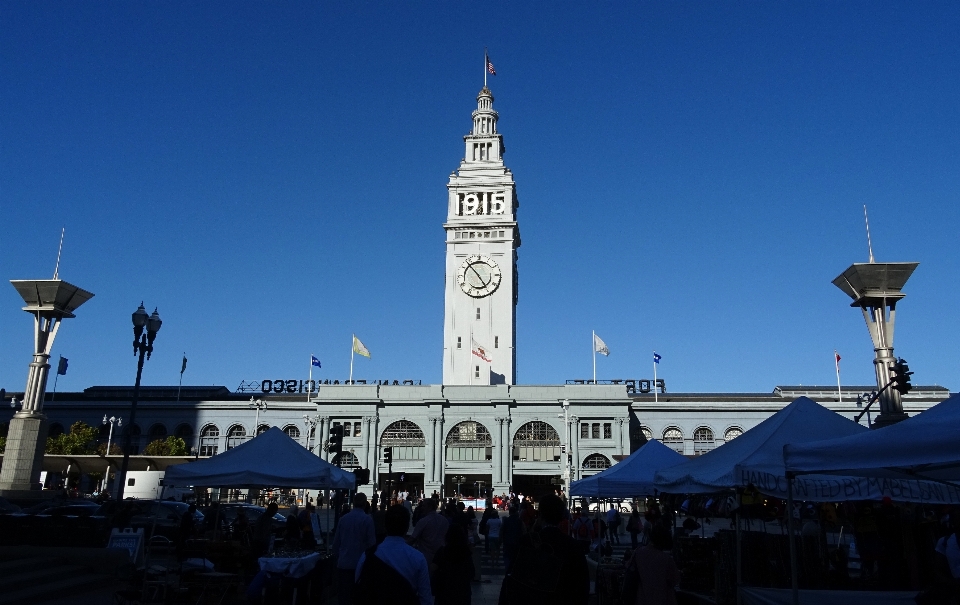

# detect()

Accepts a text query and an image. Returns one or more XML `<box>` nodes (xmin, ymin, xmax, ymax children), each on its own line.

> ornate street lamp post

<box><xmin>115</xmin><ymin>303</ymin><xmax>162</xmax><ymax>500</ymax></box>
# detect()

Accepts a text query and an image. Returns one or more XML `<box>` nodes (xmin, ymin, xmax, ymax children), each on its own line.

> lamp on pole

<box><xmin>559</xmin><ymin>399</ymin><xmax>570</xmax><ymax>494</ymax></box>
<box><xmin>303</xmin><ymin>414</ymin><xmax>320</xmax><ymax>452</ymax></box>
<box><xmin>102</xmin><ymin>415</ymin><xmax>122</xmax><ymax>455</ymax></box>
<box><xmin>116</xmin><ymin>303</ymin><xmax>161</xmax><ymax>500</ymax></box>
<box><xmin>250</xmin><ymin>397</ymin><xmax>267</xmax><ymax>436</ymax></box>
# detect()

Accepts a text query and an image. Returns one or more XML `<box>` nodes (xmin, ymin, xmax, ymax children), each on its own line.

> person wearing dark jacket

<box><xmin>500</xmin><ymin>506</ymin><xmax>524</xmax><ymax>572</ymax></box>
<box><xmin>432</xmin><ymin>524</ymin><xmax>475</xmax><ymax>605</ymax></box>
<box><xmin>501</xmin><ymin>494</ymin><xmax>589</xmax><ymax>605</ymax></box>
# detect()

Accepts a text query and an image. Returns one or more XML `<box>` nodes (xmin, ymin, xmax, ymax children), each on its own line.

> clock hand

<box><xmin>468</xmin><ymin>265</ymin><xmax>490</xmax><ymax>286</ymax></box>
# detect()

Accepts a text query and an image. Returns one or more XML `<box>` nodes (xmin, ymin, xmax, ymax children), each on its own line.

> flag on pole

<box><xmin>472</xmin><ymin>337</ymin><xmax>492</xmax><ymax>362</ymax></box>
<box><xmin>653</xmin><ymin>352</ymin><xmax>662</xmax><ymax>364</ymax></box>
<box><xmin>311</xmin><ymin>355</ymin><xmax>322</xmax><ymax>368</ymax></box>
<box><xmin>593</xmin><ymin>333</ymin><xmax>610</xmax><ymax>356</ymax></box>
<box><xmin>57</xmin><ymin>356</ymin><xmax>68</xmax><ymax>376</ymax></box>
<box><xmin>180</xmin><ymin>355</ymin><xmax>188</xmax><ymax>374</ymax></box>
<box><xmin>486</xmin><ymin>54</ymin><xmax>496</xmax><ymax>76</ymax></box>
<box><xmin>835</xmin><ymin>351</ymin><xmax>841</xmax><ymax>370</ymax></box>
<box><xmin>353</xmin><ymin>336</ymin><xmax>371</xmax><ymax>358</ymax></box>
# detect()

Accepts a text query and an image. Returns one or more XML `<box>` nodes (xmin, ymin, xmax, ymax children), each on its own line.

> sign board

<box><xmin>107</xmin><ymin>527</ymin><xmax>144</xmax><ymax>567</ymax></box>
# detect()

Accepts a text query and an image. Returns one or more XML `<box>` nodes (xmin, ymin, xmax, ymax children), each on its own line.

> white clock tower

<box><xmin>443</xmin><ymin>87</ymin><xmax>519</xmax><ymax>385</ymax></box>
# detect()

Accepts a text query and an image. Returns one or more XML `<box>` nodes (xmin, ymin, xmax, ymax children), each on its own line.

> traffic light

<box><xmin>383</xmin><ymin>447</ymin><xmax>393</xmax><ymax>465</ymax></box>
<box><xmin>891</xmin><ymin>358</ymin><xmax>914</xmax><ymax>395</ymax></box>
<box><xmin>329</xmin><ymin>424</ymin><xmax>344</xmax><ymax>455</ymax></box>
<box><xmin>352</xmin><ymin>468</ymin><xmax>370</xmax><ymax>485</ymax></box>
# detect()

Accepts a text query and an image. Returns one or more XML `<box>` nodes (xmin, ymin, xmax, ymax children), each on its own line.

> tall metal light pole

<box><xmin>116</xmin><ymin>303</ymin><xmax>162</xmax><ymax>500</ymax></box>
<box><xmin>1</xmin><ymin>279</ymin><xmax>93</xmax><ymax>494</ymax></box>
<box><xmin>303</xmin><ymin>415</ymin><xmax>320</xmax><ymax>452</ymax></box>
<box><xmin>103</xmin><ymin>415</ymin><xmax>122</xmax><ymax>455</ymax></box>
<box><xmin>833</xmin><ymin>262</ymin><xmax>917</xmax><ymax>428</ymax></box>
<box><xmin>250</xmin><ymin>397</ymin><xmax>267</xmax><ymax>437</ymax></box>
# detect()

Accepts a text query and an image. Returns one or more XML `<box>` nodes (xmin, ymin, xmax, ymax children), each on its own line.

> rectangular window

<box><xmin>354</xmin><ymin>422</ymin><xmax>362</xmax><ymax>437</ymax></box>
<box><xmin>457</xmin><ymin>337</ymin><xmax>462</xmax><ymax>349</ymax></box>
<box><xmin>475</xmin><ymin>365</ymin><xmax>480</xmax><ymax>378</ymax></box>
<box><xmin>604</xmin><ymin>423</ymin><xmax>612</xmax><ymax>439</ymax></box>
<box><xmin>592</xmin><ymin>423</ymin><xmax>600</xmax><ymax>439</ymax></box>
<box><xmin>476</xmin><ymin>308</ymin><xmax>481</xmax><ymax>320</ymax></box>
<box><xmin>495</xmin><ymin>336</ymin><xmax>499</xmax><ymax>348</ymax></box>
<box><xmin>581</xmin><ymin>423</ymin><xmax>589</xmax><ymax>438</ymax></box>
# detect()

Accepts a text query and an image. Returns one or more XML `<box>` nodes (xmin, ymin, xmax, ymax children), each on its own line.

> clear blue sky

<box><xmin>2</xmin><ymin>2</ymin><xmax>958</xmax><ymax>394</ymax></box>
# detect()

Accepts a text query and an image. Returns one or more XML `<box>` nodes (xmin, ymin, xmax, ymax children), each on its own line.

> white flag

<box><xmin>471</xmin><ymin>337</ymin><xmax>492</xmax><ymax>363</ymax></box>
<box><xmin>593</xmin><ymin>333</ymin><xmax>610</xmax><ymax>356</ymax></box>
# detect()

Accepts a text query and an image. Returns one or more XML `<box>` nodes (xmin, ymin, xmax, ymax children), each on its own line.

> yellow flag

<box><xmin>353</xmin><ymin>335</ymin><xmax>371</xmax><ymax>358</ymax></box>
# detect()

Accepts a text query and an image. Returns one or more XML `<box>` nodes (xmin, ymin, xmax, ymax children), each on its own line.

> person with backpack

<box><xmin>355</xmin><ymin>504</ymin><xmax>433</xmax><ymax>605</ymax></box>
<box><xmin>570</xmin><ymin>508</ymin><xmax>595</xmax><ymax>554</ymax></box>
<box><xmin>500</xmin><ymin>494</ymin><xmax>589</xmax><ymax>605</ymax></box>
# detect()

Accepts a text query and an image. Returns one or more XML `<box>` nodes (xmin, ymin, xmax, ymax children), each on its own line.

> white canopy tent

<box><xmin>653</xmin><ymin>397</ymin><xmax>867</xmax><ymax>497</ymax></box>
<box><xmin>570</xmin><ymin>439</ymin><xmax>686</xmax><ymax>498</ymax></box>
<box><xmin>164</xmin><ymin>427</ymin><xmax>356</xmax><ymax>489</ymax></box>
<box><xmin>785</xmin><ymin>393</ymin><xmax>960</xmax><ymax>485</ymax></box>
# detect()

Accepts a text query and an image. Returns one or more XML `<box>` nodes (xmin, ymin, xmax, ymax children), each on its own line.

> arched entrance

<box><xmin>511</xmin><ymin>421</ymin><xmax>562</xmax><ymax>498</ymax></box>
<box><xmin>380</xmin><ymin>420</ymin><xmax>426</xmax><ymax>498</ymax></box>
<box><xmin>444</xmin><ymin>420</ymin><xmax>493</xmax><ymax>498</ymax></box>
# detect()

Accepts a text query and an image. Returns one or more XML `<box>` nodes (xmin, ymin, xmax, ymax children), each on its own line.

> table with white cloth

<box><xmin>258</xmin><ymin>552</ymin><xmax>322</xmax><ymax>578</ymax></box>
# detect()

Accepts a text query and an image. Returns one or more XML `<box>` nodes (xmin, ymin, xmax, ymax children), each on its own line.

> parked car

<box><xmin>22</xmin><ymin>499</ymin><xmax>100</xmax><ymax>515</ymax></box>
<box><xmin>96</xmin><ymin>499</ymin><xmax>204</xmax><ymax>540</ymax></box>
<box><xmin>36</xmin><ymin>504</ymin><xmax>100</xmax><ymax>517</ymax></box>
<box><xmin>199</xmin><ymin>503</ymin><xmax>286</xmax><ymax>532</ymax></box>
<box><xmin>0</xmin><ymin>498</ymin><xmax>21</xmax><ymax>514</ymax></box>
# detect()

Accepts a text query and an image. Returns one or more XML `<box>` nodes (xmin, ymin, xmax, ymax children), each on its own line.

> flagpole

<box><xmin>484</xmin><ymin>47</ymin><xmax>487</xmax><ymax>88</ymax></box>
<box><xmin>835</xmin><ymin>350</ymin><xmax>842</xmax><ymax>404</ymax></box>
<box><xmin>308</xmin><ymin>355</ymin><xmax>313</xmax><ymax>402</ymax></box>
<box><xmin>592</xmin><ymin>330</ymin><xmax>597</xmax><ymax>385</ymax></box>
<box><xmin>349</xmin><ymin>335</ymin><xmax>355</xmax><ymax>385</ymax></box>
<box><xmin>51</xmin><ymin>368</ymin><xmax>60</xmax><ymax>403</ymax></box>
<box><xmin>653</xmin><ymin>352</ymin><xmax>659</xmax><ymax>404</ymax></box>
<box><xmin>177</xmin><ymin>353</ymin><xmax>185</xmax><ymax>402</ymax></box>
<box><xmin>470</xmin><ymin>327</ymin><xmax>474</xmax><ymax>386</ymax></box>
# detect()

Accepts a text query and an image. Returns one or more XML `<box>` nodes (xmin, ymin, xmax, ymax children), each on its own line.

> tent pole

<box><xmin>736</xmin><ymin>500</ymin><xmax>742</xmax><ymax>605</ymax></box>
<box><xmin>787</xmin><ymin>473</ymin><xmax>800</xmax><ymax>605</ymax></box>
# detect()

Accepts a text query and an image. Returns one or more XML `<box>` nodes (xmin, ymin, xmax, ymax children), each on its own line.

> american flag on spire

<box><xmin>486</xmin><ymin>54</ymin><xmax>496</xmax><ymax>76</ymax></box>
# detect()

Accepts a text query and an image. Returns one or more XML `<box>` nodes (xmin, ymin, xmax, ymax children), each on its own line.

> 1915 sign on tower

<box><xmin>443</xmin><ymin>86</ymin><xmax>519</xmax><ymax>385</ymax></box>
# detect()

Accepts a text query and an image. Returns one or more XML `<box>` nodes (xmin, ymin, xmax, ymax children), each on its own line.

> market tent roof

<box><xmin>570</xmin><ymin>439</ymin><xmax>686</xmax><ymax>498</ymax></box>
<box><xmin>654</xmin><ymin>397</ymin><xmax>867</xmax><ymax>494</ymax></box>
<box><xmin>164</xmin><ymin>427</ymin><xmax>356</xmax><ymax>489</ymax></box>
<box><xmin>785</xmin><ymin>393</ymin><xmax>960</xmax><ymax>482</ymax></box>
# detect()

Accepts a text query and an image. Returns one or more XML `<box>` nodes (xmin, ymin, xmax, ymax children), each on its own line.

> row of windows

<box><xmin>454</xmin><ymin>230</ymin><xmax>506</xmax><ymax>240</ymax></box>
<box><xmin>580</xmin><ymin>422</ymin><xmax>614</xmax><ymax>439</ymax></box>
<box><xmin>640</xmin><ymin>425</ymin><xmax>743</xmax><ymax>455</ymax></box>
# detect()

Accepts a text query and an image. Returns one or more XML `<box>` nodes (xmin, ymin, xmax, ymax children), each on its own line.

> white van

<box><xmin>114</xmin><ymin>471</ymin><xmax>193</xmax><ymax>501</ymax></box>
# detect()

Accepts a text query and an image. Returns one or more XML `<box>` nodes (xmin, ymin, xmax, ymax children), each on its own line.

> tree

<box><xmin>46</xmin><ymin>421</ymin><xmax>99</xmax><ymax>455</ymax></box>
<box><xmin>97</xmin><ymin>442</ymin><xmax>123</xmax><ymax>455</ymax></box>
<box><xmin>143</xmin><ymin>436</ymin><xmax>188</xmax><ymax>456</ymax></box>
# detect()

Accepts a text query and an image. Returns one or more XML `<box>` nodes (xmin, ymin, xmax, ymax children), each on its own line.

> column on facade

<box><xmin>435</xmin><ymin>415</ymin><xmax>444</xmax><ymax>485</ymax></box>
<box><xmin>426</xmin><ymin>418</ymin><xmax>436</xmax><ymax>484</ymax></box>
<box><xmin>492</xmin><ymin>417</ymin><xmax>502</xmax><ymax>484</ymax></box>
<box><xmin>371</xmin><ymin>414</ymin><xmax>380</xmax><ymax>488</ymax></box>
<box><xmin>616</xmin><ymin>418</ymin><xmax>625</xmax><ymax>455</ymax></box>
<box><xmin>570</xmin><ymin>416</ymin><xmax>580</xmax><ymax>481</ymax></box>
<box><xmin>503</xmin><ymin>417</ymin><xmax>511</xmax><ymax>488</ymax></box>
<box><xmin>362</xmin><ymin>416</ymin><xmax>372</xmax><ymax>470</ymax></box>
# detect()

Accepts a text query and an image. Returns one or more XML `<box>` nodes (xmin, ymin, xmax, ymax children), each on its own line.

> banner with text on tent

<box><xmin>742</xmin><ymin>469</ymin><xmax>960</xmax><ymax>505</ymax></box>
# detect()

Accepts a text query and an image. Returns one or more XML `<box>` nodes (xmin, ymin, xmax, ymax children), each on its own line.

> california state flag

<box><xmin>472</xmin><ymin>337</ymin><xmax>492</xmax><ymax>363</ymax></box>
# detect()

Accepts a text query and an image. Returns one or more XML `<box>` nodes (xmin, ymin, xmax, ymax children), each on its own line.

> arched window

<box><xmin>582</xmin><ymin>453</ymin><xmax>611</xmax><ymax>470</ymax></box>
<box><xmin>640</xmin><ymin>426</ymin><xmax>653</xmax><ymax>441</ymax></box>
<box><xmin>226</xmin><ymin>425</ymin><xmax>247</xmax><ymax>450</ymax></box>
<box><xmin>256</xmin><ymin>424</ymin><xmax>270</xmax><ymax>436</ymax></box>
<box><xmin>693</xmin><ymin>427</ymin><xmax>715</xmax><ymax>455</ymax></box>
<box><xmin>724</xmin><ymin>427</ymin><xmax>743</xmax><ymax>442</ymax></box>
<box><xmin>283</xmin><ymin>425</ymin><xmax>301</xmax><ymax>442</ymax></box>
<box><xmin>380</xmin><ymin>420</ymin><xmax>426</xmax><ymax>460</ymax></box>
<box><xmin>199</xmin><ymin>424</ymin><xmax>220</xmax><ymax>457</ymax></box>
<box><xmin>513</xmin><ymin>421</ymin><xmax>561</xmax><ymax>462</ymax></box>
<box><xmin>174</xmin><ymin>424</ymin><xmax>193</xmax><ymax>442</ymax></box>
<box><xmin>148</xmin><ymin>423</ymin><xmax>167</xmax><ymax>440</ymax></box>
<box><xmin>662</xmin><ymin>428</ymin><xmax>684</xmax><ymax>454</ymax></box>
<box><xmin>445</xmin><ymin>421</ymin><xmax>493</xmax><ymax>461</ymax></box>
<box><xmin>333</xmin><ymin>451</ymin><xmax>360</xmax><ymax>469</ymax></box>
<box><xmin>48</xmin><ymin>423</ymin><xmax>65</xmax><ymax>438</ymax></box>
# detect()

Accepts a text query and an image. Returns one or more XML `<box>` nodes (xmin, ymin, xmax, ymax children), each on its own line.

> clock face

<box><xmin>457</xmin><ymin>255</ymin><xmax>502</xmax><ymax>298</ymax></box>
